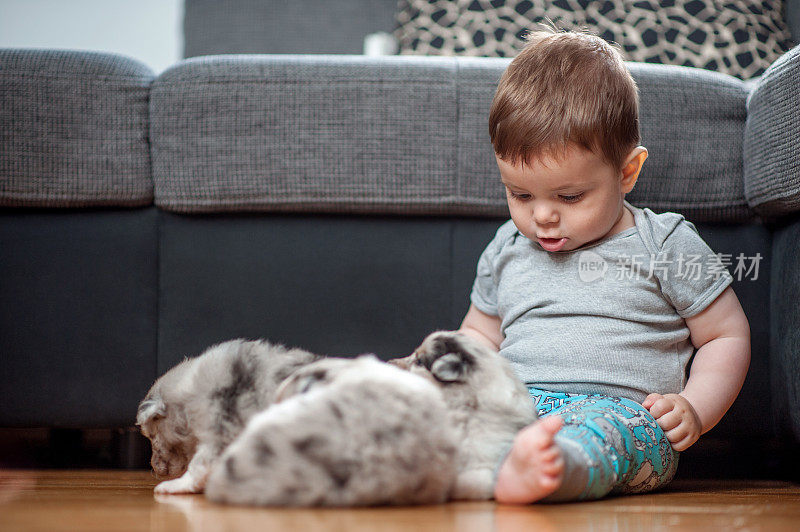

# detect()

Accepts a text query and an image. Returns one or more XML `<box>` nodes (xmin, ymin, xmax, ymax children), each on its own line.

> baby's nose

<box><xmin>533</xmin><ymin>203</ymin><xmax>559</xmax><ymax>225</ymax></box>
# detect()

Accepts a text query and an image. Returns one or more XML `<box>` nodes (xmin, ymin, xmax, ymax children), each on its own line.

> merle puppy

<box><xmin>204</xmin><ymin>355</ymin><xmax>458</xmax><ymax>506</ymax></box>
<box><xmin>136</xmin><ymin>339</ymin><xmax>319</xmax><ymax>494</ymax></box>
<box><xmin>391</xmin><ymin>330</ymin><xmax>537</xmax><ymax>500</ymax></box>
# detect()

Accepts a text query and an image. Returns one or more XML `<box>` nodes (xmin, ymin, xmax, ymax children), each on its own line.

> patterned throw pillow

<box><xmin>395</xmin><ymin>0</ymin><xmax>795</xmax><ymax>79</ymax></box>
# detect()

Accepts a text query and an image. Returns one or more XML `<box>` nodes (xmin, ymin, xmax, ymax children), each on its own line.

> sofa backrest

<box><xmin>149</xmin><ymin>54</ymin><xmax>753</xmax><ymax>223</ymax></box>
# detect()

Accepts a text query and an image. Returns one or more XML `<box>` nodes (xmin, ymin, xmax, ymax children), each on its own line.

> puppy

<box><xmin>391</xmin><ymin>330</ymin><xmax>537</xmax><ymax>499</ymax></box>
<box><xmin>136</xmin><ymin>338</ymin><xmax>319</xmax><ymax>494</ymax></box>
<box><xmin>204</xmin><ymin>355</ymin><xmax>458</xmax><ymax>506</ymax></box>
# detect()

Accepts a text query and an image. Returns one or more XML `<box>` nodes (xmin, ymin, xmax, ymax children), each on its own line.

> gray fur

<box><xmin>391</xmin><ymin>331</ymin><xmax>538</xmax><ymax>500</ymax></box>
<box><xmin>205</xmin><ymin>355</ymin><xmax>458</xmax><ymax>506</ymax></box>
<box><xmin>136</xmin><ymin>338</ymin><xmax>319</xmax><ymax>494</ymax></box>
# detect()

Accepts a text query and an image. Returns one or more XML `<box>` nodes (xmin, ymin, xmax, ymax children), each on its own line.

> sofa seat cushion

<box><xmin>0</xmin><ymin>50</ymin><xmax>154</xmax><ymax>208</ymax></box>
<box><xmin>744</xmin><ymin>44</ymin><xmax>800</xmax><ymax>218</ymax></box>
<box><xmin>151</xmin><ymin>54</ymin><xmax>751</xmax><ymax>222</ymax></box>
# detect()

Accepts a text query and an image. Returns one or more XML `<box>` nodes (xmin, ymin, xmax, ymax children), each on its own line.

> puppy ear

<box><xmin>430</xmin><ymin>353</ymin><xmax>471</xmax><ymax>383</ymax></box>
<box><xmin>295</xmin><ymin>374</ymin><xmax>321</xmax><ymax>394</ymax></box>
<box><xmin>275</xmin><ymin>368</ymin><xmax>328</xmax><ymax>402</ymax></box>
<box><xmin>136</xmin><ymin>399</ymin><xmax>166</xmax><ymax>426</ymax></box>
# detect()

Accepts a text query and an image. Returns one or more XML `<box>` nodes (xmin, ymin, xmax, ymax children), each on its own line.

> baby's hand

<box><xmin>642</xmin><ymin>393</ymin><xmax>702</xmax><ymax>452</ymax></box>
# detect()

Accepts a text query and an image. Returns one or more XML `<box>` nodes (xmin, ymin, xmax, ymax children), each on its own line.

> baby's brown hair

<box><xmin>489</xmin><ymin>29</ymin><xmax>640</xmax><ymax>170</ymax></box>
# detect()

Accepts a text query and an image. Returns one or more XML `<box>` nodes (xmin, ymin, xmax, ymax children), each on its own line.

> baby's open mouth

<box><xmin>538</xmin><ymin>237</ymin><xmax>568</xmax><ymax>252</ymax></box>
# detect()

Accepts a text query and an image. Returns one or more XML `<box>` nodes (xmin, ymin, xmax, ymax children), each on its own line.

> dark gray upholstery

<box><xmin>157</xmin><ymin>213</ymin><xmax>456</xmax><ymax>371</ymax></box>
<box><xmin>0</xmin><ymin>208</ymin><xmax>158</xmax><ymax>427</ymax></box>
<box><xmin>770</xmin><ymin>216</ymin><xmax>800</xmax><ymax>439</ymax></box>
<box><xmin>0</xmin><ymin>50</ymin><xmax>154</xmax><ymax>208</ymax></box>
<box><xmin>694</xmin><ymin>222</ymin><xmax>774</xmax><ymax>438</ymax></box>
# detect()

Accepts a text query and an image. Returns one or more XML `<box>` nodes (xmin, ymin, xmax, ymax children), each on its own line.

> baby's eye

<box><xmin>559</xmin><ymin>193</ymin><xmax>583</xmax><ymax>203</ymax></box>
<box><xmin>509</xmin><ymin>191</ymin><xmax>531</xmax><ymax>201</ymax></box>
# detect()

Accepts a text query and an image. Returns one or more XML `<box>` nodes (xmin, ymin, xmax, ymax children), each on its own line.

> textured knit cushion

<box><xmin>630</xmin><ymin>62</ymin><xmax>751</xmax><ymax>221</ymax></box>
<box><xmin>0</xmin><ymin>50</ymin><xmax>154</xmax><ymax>208</ymax></box>
<box><xmin>395</xmin><ymin>0</ymin><xmax>795</xmax><ymax>79</ymax></box>
<box><xmin>744</xmin><ymin>44</ymin><xmax>800</xmax><ymax>218</ymax></box>
<box><xmin>151</xmin><ymin>55</ymin><xmax>468</xmax><ymax>215</ymax></box>
<box><xmin>151</xmin><ymin>54</ymin><xmax>750</xmax><ymax>222</ymax></box>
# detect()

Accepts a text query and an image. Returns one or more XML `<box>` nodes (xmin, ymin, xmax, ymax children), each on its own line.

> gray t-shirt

<box><xmin>470</xmin><ymin>201</ymin><xmax>733</xmax><ymax>404</ymax></box>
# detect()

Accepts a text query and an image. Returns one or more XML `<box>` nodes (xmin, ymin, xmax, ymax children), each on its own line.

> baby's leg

<box><xmin>542</xmin><ymin>394</ymin><xmax>679</xmax><ymax>502</ymax></box>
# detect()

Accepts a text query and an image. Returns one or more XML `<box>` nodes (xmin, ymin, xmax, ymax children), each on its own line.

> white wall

<box><xmin>0</xmin><ymin>0</ymin><xmax>183</xmax><ymax>73</ymax></box>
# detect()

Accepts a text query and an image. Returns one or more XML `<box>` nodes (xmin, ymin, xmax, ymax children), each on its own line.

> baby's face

<box><xmin>496</xmin><ymin>145</ymin><xmax>633</xmax><ymax>252</ymax></box>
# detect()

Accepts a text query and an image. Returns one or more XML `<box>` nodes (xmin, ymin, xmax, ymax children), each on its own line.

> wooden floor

<box><xmin>0</xmin><ymin>470</ymin><xmax>798</xmax><ymax>532</ymax></box>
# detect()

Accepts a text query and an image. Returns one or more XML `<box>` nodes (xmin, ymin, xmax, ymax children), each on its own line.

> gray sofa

<box><xmin>1</xmin><ymin>38</ymin><xmax>799</xmax><ymax>476</ymax></box>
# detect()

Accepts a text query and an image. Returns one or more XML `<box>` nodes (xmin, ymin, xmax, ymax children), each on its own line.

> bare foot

<box><xmin>494</xmin><ymin>416</ymin><xmax>564</xmax><ymax>504</ymax></box>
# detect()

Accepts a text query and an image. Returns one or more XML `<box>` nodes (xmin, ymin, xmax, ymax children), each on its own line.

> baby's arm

<box><xmin>459</xmin><ymin>304</ymin><xmax>504</xmax><ymax>351</ymax></box>
<box><xmin>643</xmin><ymin>286</ymin><xmax>750</xmax><ymax>451</ymax></box>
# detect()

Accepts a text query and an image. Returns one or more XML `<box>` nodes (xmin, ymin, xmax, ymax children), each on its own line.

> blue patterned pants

<box><xmin>529</xmin><ymin>388</ymin><xmax>679</xmax><ymax>502</ymax></box>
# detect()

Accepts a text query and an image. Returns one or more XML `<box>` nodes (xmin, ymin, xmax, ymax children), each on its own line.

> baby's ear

<box><xmin>621</xmin><ymin>146</ymin><xmax>648</xmax><ymax>193</ymax></box>
<box><xmin>136</xmin><ymin>399</ymin><xmax>166</xmax><ymax>427</ymax></box>
<box><xmin>430</xmin><ymin>353</ymin><xmax>472</xmax><ymax>383</ymax></box>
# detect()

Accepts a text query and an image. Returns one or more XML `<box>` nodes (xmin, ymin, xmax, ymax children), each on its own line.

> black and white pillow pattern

<box><xmin>395</xmin><ymin>0</ymin><xmax>795</xmax><ymax>79</ymax></box>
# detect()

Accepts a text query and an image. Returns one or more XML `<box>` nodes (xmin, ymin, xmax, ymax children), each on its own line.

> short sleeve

<box><xmin>655</xmin><ymin>221</ymin><xmax>734</xmax><ymax>318</ymax></box>
<box><xmin>469</xmin><ymin>222</ymin><xmax>518</xmax><ymax>317</ymax></box>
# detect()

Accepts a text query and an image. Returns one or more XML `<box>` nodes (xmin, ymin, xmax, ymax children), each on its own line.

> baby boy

<box><xmin>459</xmin><ymin>30</ymin><xmax>751</xmax><ymax>503</ymax></box>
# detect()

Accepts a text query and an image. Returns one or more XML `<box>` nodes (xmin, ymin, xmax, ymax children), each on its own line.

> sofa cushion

<box><xmin>744</xmin><ymin>44</ymin><xmax>800</xmax><ymax>218</ymax></box>
<box><xmin>629</xmin><ymin>62</ymin><xmax>751</xmax><ymax>222</ymax></box>
<box><xmin>0</xmin><ymin>50</ymin><xmax>154</xmax><ymax>208</ymax></box>
<box><xmin>151</xmin><ymin>55</ymin><xmax>474</xmax><ymax>215</ymax></box>
<box><xmin>151</xmin><ymin>55</ymin><xmax>750</xmax><ymax>222</ymax></box>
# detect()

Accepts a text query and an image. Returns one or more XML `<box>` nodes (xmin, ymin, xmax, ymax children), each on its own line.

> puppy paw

<box><xmin>154</xmin><ymin>475</ymin><xmax>202</xmax><ymax>494</ymax></box>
